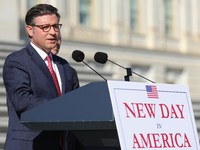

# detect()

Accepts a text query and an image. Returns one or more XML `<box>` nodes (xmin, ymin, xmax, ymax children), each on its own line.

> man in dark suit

<box><xmin>3</xmin><ymin>4</ymin><xmax>79</xmax><ymax>150</ymax></box>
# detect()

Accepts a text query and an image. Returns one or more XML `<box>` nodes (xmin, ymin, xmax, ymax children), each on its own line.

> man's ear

<box><xmin>26</xmin><ymin>25</ymin><xmax>33</xmax><ymax>37</ymax></box>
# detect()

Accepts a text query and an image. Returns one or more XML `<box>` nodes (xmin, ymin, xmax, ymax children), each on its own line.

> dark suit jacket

<box><xmin>3</xmin><ymin>43</ymin><xmax>79</xmax><ymax>150</ymax></box>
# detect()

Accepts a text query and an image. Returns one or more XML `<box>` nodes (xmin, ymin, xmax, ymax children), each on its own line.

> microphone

<box><xmin>94</xmin><ymin>52</ymin><xmax>155</xmax><ymax>83</ymax></box>
<box><xmin>72</xmin><ymin>50</ymin><xmax>107</xmax><ymax>81</ymax></box>
<box><xmin>72</xmin><ymin>50</ymin><xmax>85</xmax><ymax>62</ymax></box>
<box><xmin>94</xmin><ymin>52</ymin><xmax>108</xmax><ymax>64</ymax></box>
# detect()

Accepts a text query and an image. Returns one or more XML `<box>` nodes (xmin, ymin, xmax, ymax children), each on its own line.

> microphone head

<box><xmin>72</xmin><ymin>50</ymin><xmax>85</xmax><ymax>62</ymax></box>
<box><xmin>94</xmin><ymin>52</ymin><xmax>108</xmax><ymax>64</ymax></box>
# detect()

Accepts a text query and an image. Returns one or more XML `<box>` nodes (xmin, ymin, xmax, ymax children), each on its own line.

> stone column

<box><xmin>179</xmin><ymin>0</ymin><xmax>190</xmax><ymax>53</ymax></box>
<box><xmin>146</xmin><ymin>0</ymin><xmax>161</xmax><ymax>50</ymax></box>
<box><xmin>110</xmin><ymin>0</ymin><xmax>129</xmax><ymax>45</ymax></box>
<box><xmin>0</xmin><ymin>0</ymin><xmax>19</xmax><ymax>42</ymax></box>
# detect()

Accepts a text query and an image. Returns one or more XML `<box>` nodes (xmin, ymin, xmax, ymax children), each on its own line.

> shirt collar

<box><xmin>30</xmin><ymin>42</ymin><xmax>53</xmax><ymax>61</ymax></box>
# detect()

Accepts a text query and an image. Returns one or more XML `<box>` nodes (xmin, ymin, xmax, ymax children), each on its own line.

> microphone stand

<box><xmin>81</xmin><ymin>60</ymin><xmax>107</xmax><ymax>81</ymax></box>
<box><xmin>108</xmin><ymin>60</ymin><xmax>155</xmax><ymax>83</ymax></box>
<box><xmin>125</xmin><ymin>68</ymin><xmax>132</xmax><ymax>81</ymax></box>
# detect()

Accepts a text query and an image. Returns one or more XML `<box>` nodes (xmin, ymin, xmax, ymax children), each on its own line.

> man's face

<box><xmin>26</xmin><ymin>14</ymin><xmax>60</xmax><ymax>54</ymax></box>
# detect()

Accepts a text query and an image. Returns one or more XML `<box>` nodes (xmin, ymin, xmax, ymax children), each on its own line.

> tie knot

<box><xmin>46</xmin><ymin>55</ymin><xmax>51</xmax><ymax>62</ymax></box>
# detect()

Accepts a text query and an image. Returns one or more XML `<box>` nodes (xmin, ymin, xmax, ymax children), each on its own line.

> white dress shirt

<box><xmin>30</xmin><ymin>42</ymin><xmax>62</xmax><ymax>93</ymax></box>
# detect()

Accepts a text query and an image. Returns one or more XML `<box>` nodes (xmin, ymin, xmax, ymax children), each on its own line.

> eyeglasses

<box><xmin>31</xmin><ymin>24</ymin><xmax>62</xmax><ymax>32</ymax></box>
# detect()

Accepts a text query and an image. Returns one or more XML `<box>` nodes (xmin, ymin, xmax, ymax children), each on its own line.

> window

<box><xmin>164</xmin><ymin>0</ymin><xmax>173</xmax><ymax>36</ymax></box>
<box><xmin>79</xmin><ymin>0</ymin><xmax>91</xmax><ymax>25</ymax></box>
<box><xmin>165</xmin><ymin>68</ymin><xmax>183</xmax><ymax>84</ymax></box>
<box><xmin>131</xmin><ymin>65</ymin><xmax>150</xmax><ymax>82</ymax></box>
<box><xmin>130</xmin><ymin>0</ymin><xmax>138</xmax><ymax>31</ymax></box>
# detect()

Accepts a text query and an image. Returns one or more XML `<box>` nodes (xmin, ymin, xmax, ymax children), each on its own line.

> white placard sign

<box><xmin>107</xmin><ymin>80</ymin><xmax>200</xmax><ymax>150</ymax></box>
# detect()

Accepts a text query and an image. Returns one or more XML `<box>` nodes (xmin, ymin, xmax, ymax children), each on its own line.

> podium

<box><xmin>21</xmin><ymin>80</ymin><xmax>200</xmax><ymax>150</ymax></box>
<box><xmin>21</xmin><ymin>82</ymin><xmax>120</xmax><ymax>149</ymax></box>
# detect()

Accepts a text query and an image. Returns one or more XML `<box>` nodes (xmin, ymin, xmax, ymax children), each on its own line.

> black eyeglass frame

<box><xmin>31</xmin><ymin>24</ymin><xmax>62</xmax><ymax>32</ymax></box>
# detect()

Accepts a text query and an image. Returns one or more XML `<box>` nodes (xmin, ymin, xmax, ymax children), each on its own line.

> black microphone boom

<box><xmin>72</xmin><ymin>50</ymin><xmax>107</xmax><ymax>81</ymax></box>
<box><xmin>94</xmin><ymin>52</ymin><xmax>155</xmax><ymax>83</ymax></box>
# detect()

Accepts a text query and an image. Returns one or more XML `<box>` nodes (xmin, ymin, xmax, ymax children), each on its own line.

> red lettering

<box><xmin>133</xmin><ymin>134</ymin><xmax>142</xmax><ymax>148</ymax></box>
<box><xmin>169</xmin><ymin>133</ymin><xmax>175</xmax><ymax>148</ymax></box>
<box><xmin>176</xmin><ymin>104</ymin><xmax>184</xmax><ymax>119</ymax></box>
<box><xmin>159</xmin><ymin>104</ymin><xmax>169</xmax><ymax>118</ymax></box>
<box><xmin>144</xmin><ymin>103</ymin><xmax>156</xmax><ymax>118</ymax></box>
<box><xmin>136</xmin><ymin>103</ymin><xmax>146</xmax><ymax>118</ymax></box>
<box><xmin>184</xmin><ymin>133</ymin><xmax>192</xmax><ymax>147</ymax></box>
<box><xmin>123</xmin><ymin>103</ymin><xmax>136</xmax><ymax>118</ymax></box>
<box><xmin>171</xmin><ymin>104</ymin><xmax>179</xmax><ymax>118</ymax></box>
<box><xmin>140</xmin><ymin>133</ymin><xmax>153</xmax><ymax>148</ymax></box>
<box><xmin>175</xmin><ymin>133</ymin><xmax>183</xmax><ymax>148</ymax></box>
<box><xmin>161</xmin><ymin>133</ymin><xmax>171</xmax><ymax>148</ymax></box>
<box><xmin>133</xmin><ymin>133</ymin><xmax>191</xmax><ymax>148</ymax></box>
<box><xmin>152</xmin><ymin>133</ymin><xmax>162</xmax><ymax>148</ymax></box>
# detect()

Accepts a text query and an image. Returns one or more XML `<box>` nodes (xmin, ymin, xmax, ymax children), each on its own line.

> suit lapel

<box><xmin>26</xmin><ymin>44</ymin><xmax>59</xmax><ymax>95</ymax></box>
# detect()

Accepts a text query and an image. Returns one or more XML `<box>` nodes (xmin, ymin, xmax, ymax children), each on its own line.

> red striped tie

<box><xmin>46</xmin><ymin>55</ymin><xmax>61</xmax><ymax>96</ymax></box>
<box><xmin>46</xmin><ymin>55</ymin><xmax>63</xmax><ymax>148</ymax></box>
